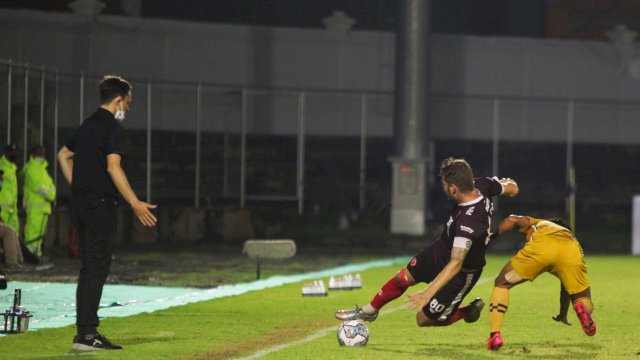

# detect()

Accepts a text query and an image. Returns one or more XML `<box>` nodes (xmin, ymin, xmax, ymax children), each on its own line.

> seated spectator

<box><xmin>0</xmin><ymin>220</ymin><xmax>28</xmax><ymax>272</ymax></box>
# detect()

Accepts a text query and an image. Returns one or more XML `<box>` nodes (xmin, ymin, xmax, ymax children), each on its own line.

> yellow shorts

<box><xmin>510</xmin><ymin>235</ymin><xmax>590</xmax><ymax>294</ymax></box>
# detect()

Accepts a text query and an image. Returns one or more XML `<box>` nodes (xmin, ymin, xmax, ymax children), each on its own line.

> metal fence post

<box><xmin>53</xmin><ymin>70</ymin><xmax>59</xmax><ymax>205</ymax></box>
<box><xmin>40</xmin><ymin>66</ymin><xmax>45</xmax><ymax>145</ymax></box>
<box><xmin>195</xmin><ymin>83</ymin><xmax>202</xmax><ymax>208</ymax></box>
<box><xmin>6</xmin><ymin>59</ymin><xmax>12</xmax><ymax>144</ymax></box>
<box><xmin>240</xmin><ymin>88</ymin><xmax>247</xmax><ymax>208</ymax></box>
<box><xmin>359</xmin><ymin>94</ymin><xmax>367</xmax><ymax>211</ymax></box>
<box><xmin>566</xmin><ymin>100</ymin><xmax>575</xmax><ymax>230</ymax></box>
<box><xmin>146</xmin><ymin>80</ymin><xmax>152</xmax><ymax>203</ymax></box>
<box><xmin>23</xmin><ymin>64</ymin><xmax>29</xmax><ymax>164</ymax></box>
<box><xmin>492</xmin><ymin>97</ymin><xmax>500</xmax><ymax>210</ymax></box>
<box><xmin>297</xmin><ymin>91</ymin><xmax>306</xmax><ymax>216</ymax></box>
<box><xmin>223</xmin><ymin>132</ymin><xmax>229</xmax><ymax>197</ymax></box>
<box><xmin>79</xmin><ymin>72</ymin><xmax>84</xmax><ymax>124</ymax></box>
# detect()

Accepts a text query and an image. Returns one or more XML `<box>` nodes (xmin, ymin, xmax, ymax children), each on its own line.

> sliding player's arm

<box><xmin>553</xmin><ymin>284</ymin><xmax>572</xmax><ymax>326</ymax></box>
<box><xmin>495</xmin><ymin>214</ymin><xmax>531</xmax><ymax>237</ymax></box>
<box><xmin>406</xmin><ymin>242</ymin><xmax>469</xmax><ymax>310</ymax></box>
<box><xmin>499</xmin><ymin>178</ymin><xmax>519</xmax><ymax>197</ymax></box>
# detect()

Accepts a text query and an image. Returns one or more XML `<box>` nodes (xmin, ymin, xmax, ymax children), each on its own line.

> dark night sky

<box><xmin>3</xmin><ymin>0</ymin><xmax>546</xmax><ymax>37</ymax></box>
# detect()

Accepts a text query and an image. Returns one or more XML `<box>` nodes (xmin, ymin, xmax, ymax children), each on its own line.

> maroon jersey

<box><xmin>423</xmin><ymin>177</ymin><xmax>503</xmax><ymax>278</ymax></box>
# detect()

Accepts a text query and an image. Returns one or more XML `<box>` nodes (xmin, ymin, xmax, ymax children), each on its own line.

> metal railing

<box><xmin>2</xmin><ymin>58</ymin><xmax>640</xmax><ymax>227</ymax></box>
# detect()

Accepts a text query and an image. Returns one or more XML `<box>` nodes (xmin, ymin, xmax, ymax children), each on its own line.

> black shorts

<box><xmin>421</xmin><ymin>270</ymin><xmax>482</xmax><ymax>321</ymax></box>
<box><xmin>406</xmin><ymin>248</ymin><xmax>482</xmax><ymax>321</ymax></box>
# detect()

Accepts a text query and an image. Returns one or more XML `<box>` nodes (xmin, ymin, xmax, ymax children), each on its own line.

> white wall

<box><xmin>1</xmin><ymin>9</ymin><xmax>640</xmax><ymax>143</ymax></box>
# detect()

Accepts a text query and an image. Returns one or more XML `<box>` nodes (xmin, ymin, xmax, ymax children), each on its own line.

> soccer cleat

<box><xmin>71</xmin><ymin>334</ymin><xmax>123</xmax><ymax>351</ymax></box>
<box><xmin>463</xmin><ymin>297</ymin><xmax>485</xmax><ymax>323</ymax></box>
<box><xmin>487</xmin><ymin>332</ymin><xmax>504</xmax><ymax>351</ymax></box>
<box><xmin>574</xmin><ymin>301</ymin><xmax>596</xmax><ymax>336</ymax></box>
<box><xmin>335</xmin><ymin>305</ymin><xmax>378</xmax><ymax>322</ymax></box>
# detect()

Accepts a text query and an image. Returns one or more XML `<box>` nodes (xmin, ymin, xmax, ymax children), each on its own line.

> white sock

<box><xmin>362</xmin><ymin>304</ymin><xmax>378</xmax><ymax>315</ymax></box>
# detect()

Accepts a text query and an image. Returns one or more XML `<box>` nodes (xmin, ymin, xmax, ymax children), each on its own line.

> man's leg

<box><xmin>75</xmin><ymin>203</ymin><xmax>116</xmax><ymax>338</ymax></box>
<box><xmin>336</xmin><ymin>249</ymin><xmax>434</xmax><ymax>322</ymax></box>
<box><xmin>554</xmin><ymin>240</ymin><xmax>596</xmax><ymax>336</ymax></box>
<box><xmin>335</xmin><ymin>267</ymin><xmax>416</xmax><ymax>321</ymax></box>
<box><xmin>0</xmin><ymin>208</ymin><xmax>18</xmax><ymax>233</ymax></box>
<box><xmin>570</xmin><ymin>287</ymin><xmax>596</xmax><ymax>336</ymax></box>
<box><xmin>24</xmin><ymin>212</ymin><xmax>46</xmax><ymax>257</ymax></box>
<box><xmin>487</xmin><ymin>261</ymin><xmax>528</xmax><ymax>350</ymax></box>
<box><xmin>368</xmin><ymin>267</ymin><xmax>415</xmax><ymax>311</ymax></box>
<box><xmin>488</xmin><ymin>238</ymin><xmax>551</xmax><ymax>350</ymax></box>
<box><xmin>416</xmin><ymin>270</ymin><xmax>482</xmax><ymax>327</ymax></box>
<box><xmin>0</xmin><ymin>224</ymin><xmax>22</xmax><ymax>265</ymax></box>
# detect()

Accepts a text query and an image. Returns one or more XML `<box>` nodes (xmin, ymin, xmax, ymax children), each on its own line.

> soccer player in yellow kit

<box><xmin>487</xmin><ymin>215</ymin><xmax>596</xmax><ymax>350</ymax></box>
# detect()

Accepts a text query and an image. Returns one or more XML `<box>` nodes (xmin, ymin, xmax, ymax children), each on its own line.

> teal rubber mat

<box><xmin>0</xmin><ymin>256</ymin><xmax>407</xmax><ymax>334</ymax></box>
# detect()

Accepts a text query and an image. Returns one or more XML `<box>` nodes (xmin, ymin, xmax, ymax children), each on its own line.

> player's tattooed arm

<box><xmin>406</xmin><ymin>246</ymin><xmax>468</xmax><ymax>310</ymax></box>
<box><xmin>499</xmin><ymin>178</ymin><xmax>519</xmax><ymax>197</ymax></box>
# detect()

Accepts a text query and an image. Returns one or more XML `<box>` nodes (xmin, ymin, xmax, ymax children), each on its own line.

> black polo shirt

<box><xmin>65</xmin><ymin>108</ymin><xmax>125</xmax><ymax>203</ymax></box>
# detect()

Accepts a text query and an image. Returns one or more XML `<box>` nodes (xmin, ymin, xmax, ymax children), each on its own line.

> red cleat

<box><xmin>574</xmin><ymin>301</ymin><xmax>596</xmax><ymax>336</ymax></box>
<box><xmin>487</xmin><ymin>332</ymin><xmax>504</xmax><ymax>350</ymax></box>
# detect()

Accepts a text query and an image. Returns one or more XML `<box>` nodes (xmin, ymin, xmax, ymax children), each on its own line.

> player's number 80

<box><xmin>430</xmin><ymin>299</ymin><xmax>445</xmax><ymax>313</ymax></box>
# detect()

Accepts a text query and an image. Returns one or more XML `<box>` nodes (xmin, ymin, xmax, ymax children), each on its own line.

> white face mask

<box><xmin>35</xmin><ymin>156</ymin><xmax>45</xmax><ymax>163</ymax></box>
<box><xmin>115</xmin><ymin>104</ymin><xmax>126</xmax><ymax>122</ymax></box>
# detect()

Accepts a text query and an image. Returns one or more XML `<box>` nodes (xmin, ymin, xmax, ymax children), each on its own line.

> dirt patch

<box><xmin>6</xmin><ymin>242</ymin><xmax>406</xmax><ymax>288</ymax></box>
<box><xmin>185</xmin><ymin>319</ymin><xmax>335</xmax><ymax>360</ymax></box>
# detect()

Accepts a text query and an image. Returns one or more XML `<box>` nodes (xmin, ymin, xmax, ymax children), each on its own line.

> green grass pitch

<box><xmin>0</xmin><ymin>255</ymin><xmax>638</xmax><ymax>359</ymax></box>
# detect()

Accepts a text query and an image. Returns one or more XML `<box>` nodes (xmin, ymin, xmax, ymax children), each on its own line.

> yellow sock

<box><xmin>489</xmin><ymin>287</ymin><xmax>510</xmax><ymax>333</ymax></box>
<box><xmin>574</xmin><ymin>297</ymin><xmax>594</xmax><ymax>313</ymax></box>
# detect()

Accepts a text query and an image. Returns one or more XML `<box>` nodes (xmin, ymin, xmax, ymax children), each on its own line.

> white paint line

<box><xmin>234</xmin><ymin>305</ymin><xmax>406</xmax><ymax>360</ymax></box>
<box><xmin>235</xmin><ymin>277</ymin><xmax>492</xmax><ymax>359</ymax></box>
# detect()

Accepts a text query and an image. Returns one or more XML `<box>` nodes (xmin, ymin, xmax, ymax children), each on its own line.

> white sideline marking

<box><xmin>235</xmin><ymin>277</ymin><xmax>491</xmax><ymax>359</ymax></box>
<box><xmin>233</xmin><ymin>306</ymin><xmax>405</xmax><ymax>360</ymax></box>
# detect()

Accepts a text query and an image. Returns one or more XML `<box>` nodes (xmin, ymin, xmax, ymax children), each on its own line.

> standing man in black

<box><xmin>58</xmin><ymin>75</ymin><xmax>157</xmax><ymax>351</ymax></box>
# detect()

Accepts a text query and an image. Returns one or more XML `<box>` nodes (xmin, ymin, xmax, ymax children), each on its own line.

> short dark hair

<box><xmin>548</xmin><ymin>217</ymin><xmax>572</xmax><ymax>232</ymax></box>
<box><xmin>439</xmin><ymin>157</ymin><xmax>474</xmax><ymax>192</ymax></box>
<box><xmin>30</xmin><ymin>145</ymin><xmax>45</xmax><ymax>157</ymax></box>
<box><xmin>99</xmin><ymin>75</ymin><xmax>132</xmax><ymax>104</ymax></box>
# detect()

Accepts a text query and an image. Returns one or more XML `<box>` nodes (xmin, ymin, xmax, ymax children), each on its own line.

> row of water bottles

<box><xmin>329</xmin><ymin>273</ymin><xmax>361</xmax><ymax>290</ymax></box>
<box><xmin>301</xmin><ymin>280</ymin><xmax>327</xmax><ymax>297</ymax></box>
<box><xmin>301</xmin><ymin>273</ymin><xmax>363</xmax><ymax>297</ymax></box>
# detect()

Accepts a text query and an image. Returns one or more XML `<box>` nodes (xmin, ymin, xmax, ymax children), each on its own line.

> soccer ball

<box><xmin>337</xmin><ymin>320</ymin><xmax>369</xmax><ymax>346</ymax></box>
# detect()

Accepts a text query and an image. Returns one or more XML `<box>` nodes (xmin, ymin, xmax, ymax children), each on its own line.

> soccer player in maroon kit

<box><xmin>336</xmin><ymin>158</ymin><xmax>518</xmax><ymax>328</ymax></box>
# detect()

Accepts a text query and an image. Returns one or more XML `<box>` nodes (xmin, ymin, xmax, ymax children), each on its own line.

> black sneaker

<box><xmin>71</xmin><ymin>334</ymin><xmax>123</xmax><ymax>351</ymax></box>
<box><xmin>463</xmin><ymin>297</ymin><xmax>485</xmax><ymax>323</ymax></box>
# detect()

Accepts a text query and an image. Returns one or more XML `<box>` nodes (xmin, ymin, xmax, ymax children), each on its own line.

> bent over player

<box><xmin>336</xmin><ymin>157</ymin><xmax>518</xmax><ymax>329</ymax></box>
<box><xmin>487</xmin><ymin>215</ymin><xmax>596</xmax><ymax>351</ymax></box>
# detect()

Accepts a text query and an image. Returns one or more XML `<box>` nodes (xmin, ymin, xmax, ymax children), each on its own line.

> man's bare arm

<box><xmin>496</xmin><ymin>215</ymin><xmax>530</xmax><ymax>237</ymax></box>
<box><xmin>106</xmin><ymin>153</ymin><xmax>157</xmax><ymax>227</ymax></box>
<box><xmin>553</xmin><ymin>284</ymin><xmax>572</xmax><ymax>326</ymax></box>
<box><xmin>57</xmin><ymin>146</ymin><xmax>74</xmax><ymax>185</ymax></box>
